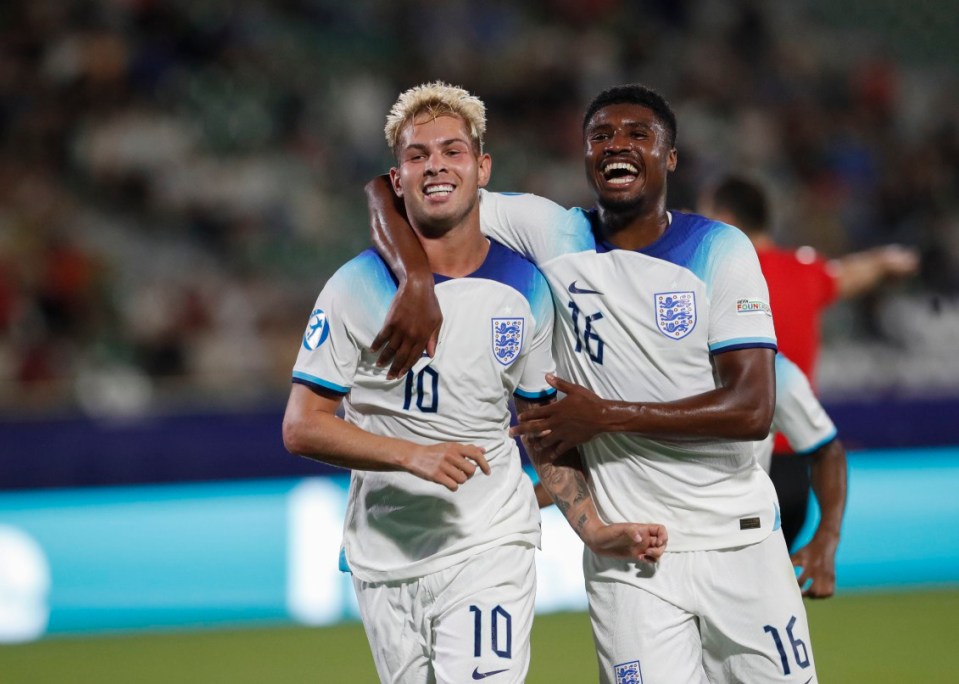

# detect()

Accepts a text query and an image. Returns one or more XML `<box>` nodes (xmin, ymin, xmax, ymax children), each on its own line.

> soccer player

<box><xmin>698</xmin><ymin>174</ymin><xmax>915</xmax><ymax>547</ymax></box>
<box><xmin>764</xmin><ymin>353</ymin><xmax>847</xmax><ymax>598</ymax></box>
<box><xmin>368</xmin><ymin>84</ymin><xmax>818</xmax><ymax>683</ymax></box>
<box><xmin>282</xmin><ymin>82</ymin><xmax>665</xmax><ymax>684</ymax></box>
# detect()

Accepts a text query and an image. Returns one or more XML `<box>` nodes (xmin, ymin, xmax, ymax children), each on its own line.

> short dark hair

<box><xmin>583</xmin><ymin>84</ymin><xmax>677</xmax><ymax>148</ymax></box>
<box><xmin>710</xmin><ymin>175</ymin><xmax>770</xmax><ymax>233</ymax></box>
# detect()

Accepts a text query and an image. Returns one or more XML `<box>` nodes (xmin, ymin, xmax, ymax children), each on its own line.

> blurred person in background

<box><xmin>369</xmin><ymin>83</ymin><xmax>818</xmax><ymax>684</ymax></box>
<box><xmin>282</xmin><ymin>82</ymin><xmax>665</xmax><ymax>684</ymax></box>
<box><xmin>763</xmin><ymin>353</ymin><xmax>847</xmax><ymax>599</ymax></box>
<box><xmin>698</xmin><ymin>174</ymin><xmax>917</xmax><ymax>548</ymax></box>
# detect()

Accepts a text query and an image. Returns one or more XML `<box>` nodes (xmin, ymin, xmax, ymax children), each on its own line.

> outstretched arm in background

<box><xmin>832</xmin><ymin>244</ymin><xmax>920</xmax><ymax>299</ymax></box>
<box><xmin>283</xmin><ymin>383</ymin><xmax>489</xmax><ymax>492</ymax></box>
<box><xmin>366</xmin><ymin>175</ymin><xmax>442</xmax><ymax>379</ymax></box>
<box><xmin>790</xmin><ymin>438</ymin><xmax>847</xmax><ymax>598</ymax></box>
<box><xmin>516</xmin><ymin>397</ymin><xmax>667</xmax><ymax>562</ymax></box>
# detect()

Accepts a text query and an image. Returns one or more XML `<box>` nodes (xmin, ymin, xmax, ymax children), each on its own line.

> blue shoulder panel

<box><xmin>437</xmin><ymin>240</ymin><xmax>553</xmax><ymax>324</ymax></box>
<box><xmin>333</xmin><ymin>249</ymin><xmax>398</xmax><ymax>323</ymax></box>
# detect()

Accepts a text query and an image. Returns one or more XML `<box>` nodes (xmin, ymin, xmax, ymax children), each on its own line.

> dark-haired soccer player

<box><xmin>368</xmin><ymin>84</ymin><xmax>818</xmax><ymax>683</ymax></box>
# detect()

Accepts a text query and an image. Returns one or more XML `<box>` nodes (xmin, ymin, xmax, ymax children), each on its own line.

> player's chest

<box><xmin>544</xmin><ymin>253</ymin><xmax>708</xmax><ymax>349</ymax></box>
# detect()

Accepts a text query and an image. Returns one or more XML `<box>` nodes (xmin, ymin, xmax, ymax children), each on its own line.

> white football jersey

<box><xmin>479</xmin><ymin>190</ymin><xmax>779</xmax><ymax>551</ymax></box>
<box><xmin>292</xmin><ymin>241</ymin><xmax>555</xmax><ymax>582</ymax></box>
<box><xmin>754</xmin><ymin>353</ymin><xmax>838</xmax><ymax>472</ymax></box>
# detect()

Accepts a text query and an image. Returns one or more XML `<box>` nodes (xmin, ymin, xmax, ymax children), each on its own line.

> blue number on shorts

<box><xmin>469</xmin><ymin>605</ymin><xmax>512</xmax><ymax>659</ymax></box>
<box><xmin>568</xmin><ymin>302</ymin><xmax>605</xmax><ymax>364</ymax></box>
<box><xmin>763</xmin><ymin>616</ymin><xmax>810</xmax><ymax>675</ymax></box>
<box><xmin>403</xmin><ymin>367</ymin><xmax>439</xmax><ymax>412</ymax></box>
<box><xmin>491</xmin><ymin>605</ymin><xmax>512</xmax><ymax>658</ymax></box>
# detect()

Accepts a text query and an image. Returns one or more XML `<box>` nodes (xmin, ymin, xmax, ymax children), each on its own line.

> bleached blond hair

<box><xmin>385</xmin><ymin>81</ymin><xmax>486</xmax><ymax>158</ymax></box>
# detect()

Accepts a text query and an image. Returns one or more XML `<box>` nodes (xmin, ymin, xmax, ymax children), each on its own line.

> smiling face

<box><xmin>583</xmin><ymin>103</ymin><xmax>677</xmax><ymax>212</ymax></box>
<box><xmin>390</xmin><ymin>113</ymin><xmax>491</xmax><ymax>238</ymax></box>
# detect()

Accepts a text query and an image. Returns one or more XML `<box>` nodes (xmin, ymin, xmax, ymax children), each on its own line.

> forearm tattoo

<box><xmin>527</xmin><ymin>439</ymin><xmax>594</xmax><ymax>534</ymax></box>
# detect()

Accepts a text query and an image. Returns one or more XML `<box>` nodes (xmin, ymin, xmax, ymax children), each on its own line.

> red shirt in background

<box><xmin>757</xmin><ymin>244</ymin><xmax>839</xmax><ymax>453</ymax></box>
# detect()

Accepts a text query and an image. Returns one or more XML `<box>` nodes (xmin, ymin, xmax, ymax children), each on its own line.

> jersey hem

<box><xmin>292</xmin><ymin>371</ymin><xmax>349</xmax><ymax>394</ymax></box>
<box><xmin>514</xmin><ymin>387</ymin><xmax>557</xmax><ymax>400</ymax></box>
<box><xmin>709</xmin><ymin>340</ymin><xmax>777</xmax><ymax>355</ymax></box>
<box><xmin>792</xmin><ymin>429</ymin><xmax>838</xmax><ymax>455</ymax></box>
<box><xmin>345</xmin><ymin>534</ymin><xmax>540</xmax><ymax>583</ymax></box>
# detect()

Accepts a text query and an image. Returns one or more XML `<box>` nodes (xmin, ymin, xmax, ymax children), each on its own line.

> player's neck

<box><xmin>597</xmin><ymin>201</ymin><xmax>670</xmax><ymax>251</ymax></box>
<box><xmin>415</xmin><ymin>218</ymin><xmax>489</xmax><ymax>278</ymax></box>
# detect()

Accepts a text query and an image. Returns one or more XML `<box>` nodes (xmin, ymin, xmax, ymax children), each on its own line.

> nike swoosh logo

<box><xmin>568</xmin><ymin>281</ymin><xmax>604</xmax><ymax>295</ymax></box>
<box><xmin>472</xmin><ymin>667</ymin><xmax>509</xmax><ymax>680</ymax></box>
<box><xmin>801</xmin><ymin>678</ymin><xmax>813</xmax><ymax>684</ymax></box>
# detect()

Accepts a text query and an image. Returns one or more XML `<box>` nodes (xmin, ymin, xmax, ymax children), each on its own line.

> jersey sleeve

<box><xmin>291</xmin><ymin>253</ymin><xmax>394</xmax><ymax>394</ymax></box>
<box><xmin>514</xmin><ymin>269</ymin><xmax>557</xmax><ymax>400</ymax></box>
<box><xmin>817</xmin><ymin>257</ymin><xmax>840</xmax><ymax>308</ymax></box>
<box><xmin>291</xmin><ymin>280</ymin><xmax>358</xmax><ymax>395</ymax></box>
<box><xmin>772</xmin><ymin>353</ymin><xmax>837</xmax><ymax>453</ymax></box>
<box><xmin>703</xmin><ymin>226</ymin><xmax>778</xmax><ymax>354</ymax></box>
<box><xmin>478</xmin><ymin>189</ymin><xmax>593</xmax><ymax>265</ymax></box>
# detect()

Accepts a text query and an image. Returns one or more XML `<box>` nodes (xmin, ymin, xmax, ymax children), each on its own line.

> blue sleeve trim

<box><xmin>793</xmin><ymin>429</ymin><xmax>839</xmax><ymax>456</ymax></box>
<box><xmin>338</xmin><ymin>546</ymin><xmax>351</xmax><ymax>574</ymax></box>
<box><xmin>292</xmin><ymin>371</ymin><xmax>349</xmax><ymax>395</ymax></box>
<box><xmin>514</xmin><ymin>387</ymin><xmax>557</xmax><ymax>400</ymax></box>
<box><xmin>709</xmin><ymin>338</ymin><xmax>778</xmax><ymax>355</ymax></box>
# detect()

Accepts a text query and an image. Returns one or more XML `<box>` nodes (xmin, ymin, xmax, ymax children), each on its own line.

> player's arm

<box><xmin>516</xmin><ymin>396</ymin><xmax>667</xmax><ymax>562</ymax></box>
<box><xmin>831</xmin><ymin>244</ymin><xmax>919</xmax><ymax>299</ymax></box>
<box><xmin>282</xmin><ymin>383</ymin><xmax>489</xmax><ymax>491</ymax></box>
<box><xmin>366</xmin><ymin>175</ymin><xmax>441</xmax><ymax>380</ymax></box>
<box><xmin>512</xmin><ymin>348</ymin><xmax>775</xmax><ymax>456</ymax></box>
<box><xmin>791</xmin><ymin>437</ymin><xmax>847</xmax><ymax>598</ymax></box>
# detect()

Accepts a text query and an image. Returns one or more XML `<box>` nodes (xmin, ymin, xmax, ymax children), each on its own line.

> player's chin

<box><xmin>596</xmin><ymin>186</ymin><xmax>643</xmax><ymax>211</ymax></box>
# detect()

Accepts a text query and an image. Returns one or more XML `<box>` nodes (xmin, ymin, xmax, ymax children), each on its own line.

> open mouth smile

<box><xmin>424</xmin><ymin>183</ymin><xmax>455</xmax><ymax>197</ymax></box>
<box><xmin>601</xmin><ymin>161</ymin><xmax>639</xmax><ymax>186</ymax></box>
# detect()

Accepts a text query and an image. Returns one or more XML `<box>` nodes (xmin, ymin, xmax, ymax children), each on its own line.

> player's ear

<box><xmin>667</xmin><ymin>147</ymin><xmax>677</xmax><ymax>173</ymax></box>
<box><xmin>476</xmin><ymin>153</ymin><xmax>492</xmax><ymax>189</ymax></box>
<box><xmin>389</xmin><ymin>167</ymin><xmax>404</xmax><ymax>197</ymax></box>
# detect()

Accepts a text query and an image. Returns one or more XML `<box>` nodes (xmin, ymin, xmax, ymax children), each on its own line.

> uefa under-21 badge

<box><xmin>655</xmin><ymin>291</ymin><xmax>696</xmax><ymax>339</ymax></box>
<box><xmin>302</xmin><ymin>308</ymin><xmax>330</xmax><ymax>350</ymax></box>
<box><xmin>492</xmin><ymin>317</ymin><xmax>524</xmax><ymax>366</ymax></box>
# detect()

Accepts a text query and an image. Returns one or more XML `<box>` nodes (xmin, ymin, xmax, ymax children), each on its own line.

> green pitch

<box><xmin>1</xmin><ymin>588</ymin><xmax>956</xmax><ymax>683</ymax></box>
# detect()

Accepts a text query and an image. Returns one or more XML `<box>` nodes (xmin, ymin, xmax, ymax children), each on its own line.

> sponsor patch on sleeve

<box><xmin>735</xmin><ymin>299</ymin><xmax>772</xmax><ymax>316</ymax></box>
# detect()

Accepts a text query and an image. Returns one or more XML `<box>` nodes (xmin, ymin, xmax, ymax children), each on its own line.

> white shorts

<box><xmin>587</xmin><ymin>530</ymin><xmax>817</xmax><ymax>684</ymax></box>
<box><xmin>353</xmin><ymin>542</ymin><xmax>536</xmax><ymax>684</ymax></box>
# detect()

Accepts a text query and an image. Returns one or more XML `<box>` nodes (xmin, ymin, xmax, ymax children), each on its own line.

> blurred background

<box><xmin>1</xmin><ymin>0</ymin><xmax>957</xmax><ymax>416</ymax></box>
<box><xmin>0</xmin><ymin>0</ymin><xmax>958</xmax><ymax>680</ymax></box>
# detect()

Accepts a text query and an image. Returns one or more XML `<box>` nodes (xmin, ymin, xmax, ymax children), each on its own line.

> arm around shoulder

<box><xmin>365</xmin><ymin>174</ymin><xmax>442</xmax><ymax>378</ymax></box>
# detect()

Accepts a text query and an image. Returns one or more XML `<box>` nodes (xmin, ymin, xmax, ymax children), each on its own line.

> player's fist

<box><xmin>581</xmin><ymin>522</ymin><xmax>668</xmax><ymax>562</ymax></box>
<box><xmin>403</xmin><ymin>443</ymin><xmax>490</xmax><ymax>491</ymax></box>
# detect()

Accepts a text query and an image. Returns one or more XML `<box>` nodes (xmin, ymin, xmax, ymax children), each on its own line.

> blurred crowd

<box><xmin>1</xmin><ymin>0</ymin><xmax>957</xmax><ymax>416</ymax></box>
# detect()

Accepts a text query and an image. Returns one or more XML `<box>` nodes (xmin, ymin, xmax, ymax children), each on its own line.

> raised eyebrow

<box><xmin>403</xmin><ymin>137</ymin><xmax>471</xmax><ymax>153</ymax></box>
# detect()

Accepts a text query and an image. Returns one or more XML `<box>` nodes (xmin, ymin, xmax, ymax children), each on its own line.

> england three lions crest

<box><xmin>655</xmin><ymin>291</ymin><xmax>696</xmax><ymax>340</ymax></box>
<box><xmin>492</xmin><ymin>317</ymin><xmax>524</xmax><ymax>366</ymax></box>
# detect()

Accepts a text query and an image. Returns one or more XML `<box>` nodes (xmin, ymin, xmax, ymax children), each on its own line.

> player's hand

<box><xmin>371</xmin><ymin>274</ymin><xmax>442</xmax><ymax>380</ymax></box>
<box><xmin>581</xmin><ymin>522</ymin><xmax>668</xmax><ymax>563</ymax></box>
<box><xmin>879</xmin><ymin>244</ymin><xmax>920</xmax><ymax>278</ymax></box>
<box><xmin>403</xmin><ymin>442</ymin><xmax>490</xmax><ymax>492</ymax></box>
<box><xmin>510</xmin><ymin>374</ymin><xmax>609</xmax><ymax>456</ymax></box>
<box><xmin>791</xmin><ymin>531</ymin><xmax>839</xmax><ymax>599</ymax></box>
